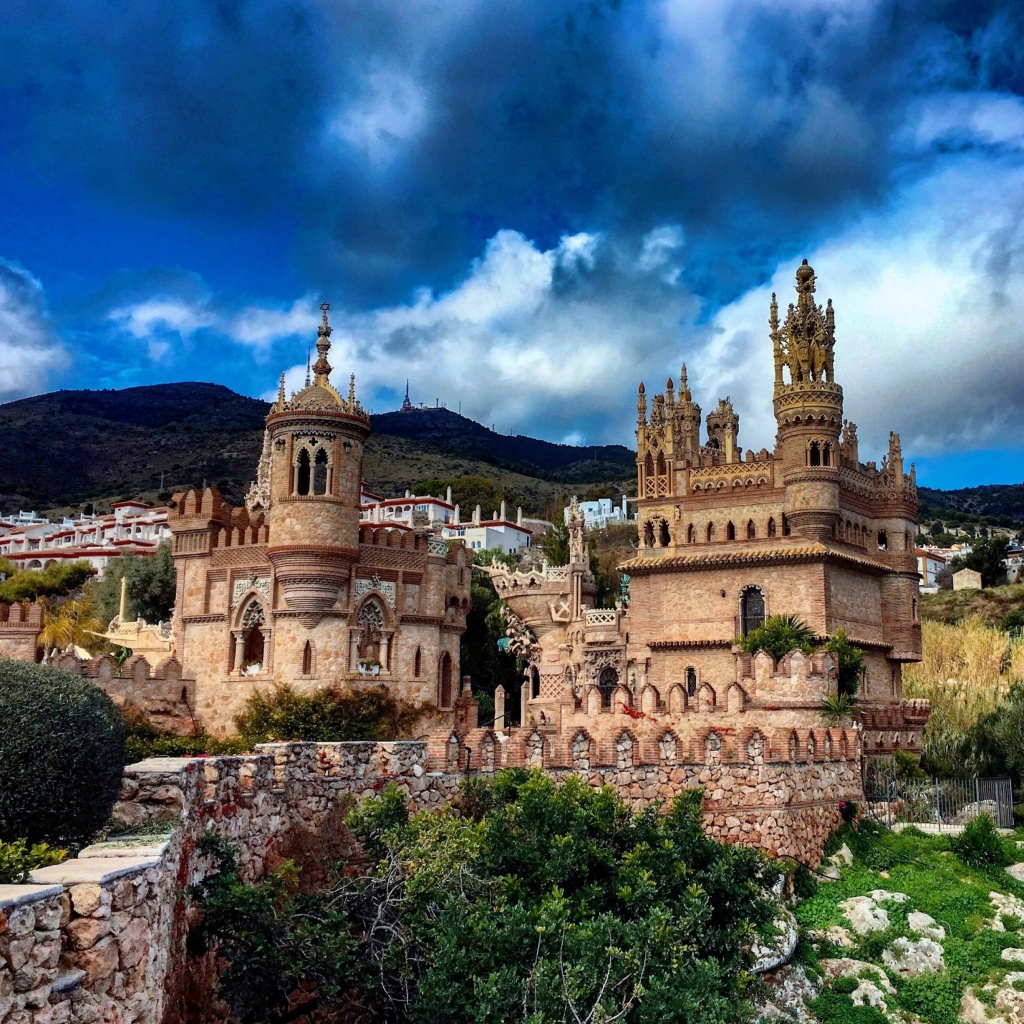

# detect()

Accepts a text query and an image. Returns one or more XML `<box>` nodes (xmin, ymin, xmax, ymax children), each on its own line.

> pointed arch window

<box><xmin>439</xmin><ymin>652</ymin><xmax>453</xmax><ymax>708</ymax></box>
<box><xmin>295</xmin><ymin>448</ymin><xmax>311</xmax><ymax>496</ymax></box>
<box><xmin>658</xmin><ymin>520</ymin><xmax>670</xmax><ymax>547</ymax></box>
<box><xmin>767</xmin><ymin>517</ymin><xmax>777</xmax><ymax>538</ymax></box>
<box><xmin>313</xmin><ymin>447</ymin><xmax>329</xmax><ymax>495</ymax></box>
<box><xmin>706</xmin><ymin>522</ymin><xmax>715</xmax><ymax>543</ymax></box>
<box><xmin>686</xmin><ymin>666</ymin><xmax>697</xmax><ymax>697</ymax></box>
<box><xmin>302</xmin><ymin>640</ymin><xmax>313</xmax><ymax>676</ymax></box>
<box><xmin>687</xmin><ymin>523</ymin><xmax>696</xmax><ymax>544</ymax></box>
<box><xmin>414</xmin><ymin>646</ymin><xmax>422</xmax><ymax>677</ymax></box>
<box><xmin>727</xmin><ymin>521</ymin><xmax>736</xmax><ymax>541</ymax></box>
<box><xmin>809</xmin><ymin>441</ymin><xmax>821</xmax><ymax>467</ymax></box>
<box><xmin>747</xmin><ymin>520</ymin><xmax>756</xmax><ymax>539</ymax></box>
<box><xmin>741</xmin><ymin>586</ymin><xmax>765</xmax><ymax>636</ymax></box>
<box><xmin>598</xmin><ymin>667</ymin><xmax>618</xmax><ymax>709</ymax></box>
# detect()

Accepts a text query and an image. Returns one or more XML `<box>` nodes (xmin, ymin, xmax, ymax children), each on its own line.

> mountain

<box><xmin>0</xmin><ymin>383</ymin><xmax>1017</xmax><ymax>523</ymax></box>
<box><xmin>0</xmin><ymin>383</ymin><xmax>634</xmax><ymax>517</ymax></box>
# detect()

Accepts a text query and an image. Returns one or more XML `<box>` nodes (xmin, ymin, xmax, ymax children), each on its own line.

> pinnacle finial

<box><xmin>348</xmin><ymin>373</ymin><xmax>356</xmax><ymax>407</ymax></box>
<box><xmin>277</xmin><ymin>372</ymin><xmax>286</xmax><ymax>408</ymax></box>
<box><xmin>305</xmin><ymin>349</ymin><xmax>311</xmax><ymax>387</ymax></box>
<box><xmin>312</xmin><ymin>302</ymin><xmax>333</xmax><ymax>384</ymax></box>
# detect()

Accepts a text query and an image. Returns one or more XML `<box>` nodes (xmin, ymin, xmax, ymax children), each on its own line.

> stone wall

<box><xmin>1</xmin><ymin>741</ymin><xmax>859</xmax><ymax>1024</ymax></box>
<box><xmin>0</xmin><ymin>604</ymin><xmax>43</xmax><ymax>662</ymax></box>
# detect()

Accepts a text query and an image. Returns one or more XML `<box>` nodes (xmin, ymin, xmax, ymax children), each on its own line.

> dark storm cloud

<box><xmin>2</xmin><ymin>0</ymin><xmax>1021</xmax><ymax>308</ymax></box>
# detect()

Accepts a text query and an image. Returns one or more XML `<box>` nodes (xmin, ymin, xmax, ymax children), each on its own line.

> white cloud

<box><xmin>108</xmin><ymin>297</ymin><xmax>213</xmax><ymax>340</ymax></box>
<box><xmin>695</xmin><ymin>156</ymin><xmax>1024</xmax><ymax>462</ymax></box>
<box><xmin>0</xmin><ymin>259</ymin><xmax>66</xmax><ymax>400</ymax></box>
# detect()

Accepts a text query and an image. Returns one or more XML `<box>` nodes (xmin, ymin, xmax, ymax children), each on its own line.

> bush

<box><xmin>737</xmin><ymin>615</ymin><xmax>815</xmax><ymax>661</ymax></box>
<box><xmin>234</xmin><ymin>684</ymin><xmax>427</xmax><ymax>747</ymax></box>
<box><xmin>0</xmin><ymin>660</ymin><xmax>126</xmax><ymax>845</ymax></box>
<box><xmin>0</xmin><ymin>838</ymin><xmax>65</xmax><ymax>884</ymax></box>
<box><xmin>950</xmin><ymin>813</ymin><xmax>1008</xmax><ymax>869</ymax></box>
<box><xmin>194</xmin><ymin>771</ymin><xmax>777</xmax><ymax>1024</ymax></box>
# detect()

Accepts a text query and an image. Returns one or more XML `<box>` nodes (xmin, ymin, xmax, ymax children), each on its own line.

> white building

<box><xmin>563</xmin><ymin>496</ymin><xmax>632</xmax><ymax>530</ymax></box>
<box><xmin>0</xmin><ymin>501</ymin><xmax>171</xmax><ymax>575</ymax></box>
<box><xmin>915</xmin><ymin>547</ymin><xmax>947</xmax><ymax>591</ymax></box>
<box><xmin>360</xmin><ymin>487</ymin><xmax>536</xmax><ymax>554</ymax></box>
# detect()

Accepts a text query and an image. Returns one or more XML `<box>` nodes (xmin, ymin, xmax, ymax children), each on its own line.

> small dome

<box><xmin>290</xmin><ymin>383</ymin><xmax>345</xmax><ymax>410</ymax></box>
<box><xmin>796</xmin><ymin>259</ymin><xmax>815</xmax><ymax>282</ymax></box>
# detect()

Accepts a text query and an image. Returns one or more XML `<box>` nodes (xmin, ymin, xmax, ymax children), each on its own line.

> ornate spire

<box><xmin>637</xmin><ymin>382</ymin><xmax>647</xmax><ymax>426</ymax></box>
<box><xmin>304</xmin><ymin>349</ymin><xmax>311</xmax><ymax>387</ymax></box>
<box><xmin>276</xmin><ymin>372</ymin><xmax>286</xmax><ymax>410</ymax></box>
<box><xmin>348</xmin><ymin>373</ymin><xmax>356</xmax><ymax>408</ymax></box>
<box><xmin>772</xmin><ymin>260</ymin><xmax>836</xmax><ymax>392</ymax></box>
<box><xmin>312</xmin><ymin>301</ymin><xmax>333</xmax><ymax>385</ymax></box>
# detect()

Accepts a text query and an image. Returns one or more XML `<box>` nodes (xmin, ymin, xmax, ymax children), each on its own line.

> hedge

<box><xmin>0</xmin><ymin>659</ymin><xmax>126</xmax><ymax>846</ymax></box>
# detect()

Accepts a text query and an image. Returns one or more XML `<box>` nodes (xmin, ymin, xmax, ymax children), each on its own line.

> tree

<box><xmin>930</xmin><ymin>521</ymin><xmax>945</xmax><ymax>537</ymax></box>
<box><xmin>94</xmin><ymin>543</ymin><xmax>176</xmax><ymax>624</ymax></box>
<box><xmin>0</xmin><ymin>561</ymin><xmax>93</xmax><ymax>603</ymax></box>
<box><xmin>821</xmin><ymin>629</ymin><xmax>865</xmax><ymax>697</ymax></box>
<box><xmin>950</xmin><ymin>536</ymin><xmax>1010</xmax><ymax>588</ymax></box>
<box><xmin>38</xmin><ymin>595</ymin><xmax>104</xmax><ymax>655</ymax></box>
<box><xmin>539</xmin><ymin>518</ymin><xmax>570</xmax><ymax>565</ymax></box>
<box><xmin>736</xmin><ymin>615</ymin><xmax>815</xmax><ymax>662</ymax></box>
<box><xmin>192</xmin><ymin>772</ymin><xmax>776</xmax><ymax>1024</ymax></box>
<box><xmin>460</xmin><ymin>574</ymin><xmax>523</xmax><ymax>722</ymax></box>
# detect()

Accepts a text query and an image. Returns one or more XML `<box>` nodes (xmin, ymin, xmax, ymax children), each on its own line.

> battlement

<box><xmin>0</xmin><ymin>601</ymin><xmax>43</xmax><ymax>627</ymax></box>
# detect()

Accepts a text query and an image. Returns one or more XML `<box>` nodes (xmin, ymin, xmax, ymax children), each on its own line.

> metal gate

<box><xmin>864</xmin><ymin>769</ymin><xmax>1015</xmax><ymax>831</ymax></box>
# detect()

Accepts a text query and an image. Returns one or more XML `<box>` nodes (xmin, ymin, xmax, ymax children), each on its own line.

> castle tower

<box><xmin>705</xmin><ymin>398</ymin><xmax>739</xmax><ymax>463</ymax></box>
<box><xmin>264</xmin><ymin>303</ymin><xmax>371</xmax><ymax>625</ymax></box>
<box><xmin>772</xmin><ymin>260</ymin><xmax>843</xmax><ymax>539</ymax></box>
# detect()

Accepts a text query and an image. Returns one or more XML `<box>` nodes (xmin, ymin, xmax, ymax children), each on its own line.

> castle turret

<box><xmin>772</xmin><ymin>261</ymin><xmax>843</xmax><ymax>539</ymax></box>
<box><xmin>264</xmin><ymin>303</ymin><xmax>371</xmax><ymax>625</ymax></box>
<box><xmin>706</xmin><ymin>397</ymin><xmax>739</xmax><ymax>463</ymax></box>
<box><xmin>673</xmin><ymin>364</ymin><xmax>702</xmax><ymax>463</ymax></box>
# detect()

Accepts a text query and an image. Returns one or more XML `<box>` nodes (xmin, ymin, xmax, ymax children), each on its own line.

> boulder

<box><xmin>907</xmin><ymin>911</ymin><xmax>946</xmax><ymax>941</ymax></box>
<box><xmin>882</xmin><ymin>936</ymin><xmax>944</xmax><ymax>978</ymax></box>
<box><xmin>752</xmin><ymin>908</ymin><xmax>799</xmax><ymax>973</ymax></box>
<box><xmin>840</xmin><ymin>896</ymin><xmax>890</xmax><ymax>935</ymax></box>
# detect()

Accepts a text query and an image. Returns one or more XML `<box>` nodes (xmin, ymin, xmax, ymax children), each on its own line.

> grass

<box><xmin>920</xmin><ymin>583</ymin><xmax>1024</xmax><ymax>628</ymax></box>
<box><xmin>797</xmin><ymin>821</ymin><xmax>1024</xmax><ymax>1024</ymax></box>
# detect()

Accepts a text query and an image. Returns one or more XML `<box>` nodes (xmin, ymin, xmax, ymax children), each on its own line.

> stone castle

<box><xmin>0</xmin><ymin>262</ymin><xmax>928</xmax><ymax>863</ymax></box>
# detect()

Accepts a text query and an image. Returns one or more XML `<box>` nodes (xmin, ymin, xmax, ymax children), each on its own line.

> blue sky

<box><xmin>1</xmin><ymin>0</ymin><xmax>1022</xmax><ymax>489</ymax></box>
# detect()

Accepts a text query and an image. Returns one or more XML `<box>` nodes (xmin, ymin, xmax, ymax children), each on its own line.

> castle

<box><xmin>162</xmin><ymin>303</ymin><xmax>472</xmax><ymax>729</ymax></box>
<box><xmin>486</xmin><ymin>260</ymin><xmax>926</xmax><ymax>769</ymax></box>
<box><xmin>0</xmin><ymin>263</ymin><xmax>928</xmax><ymax>862</ymax></box>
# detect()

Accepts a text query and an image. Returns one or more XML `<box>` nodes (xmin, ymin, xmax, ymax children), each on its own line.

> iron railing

<box><xmin>864</xmin><ymin>769</ymin><xmax>1014</xmax><ymax>831</ymax></box>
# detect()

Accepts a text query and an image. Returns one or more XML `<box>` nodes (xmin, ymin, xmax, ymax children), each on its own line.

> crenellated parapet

<box><xmin>0</xmin><ymin>601</ymin><xmax>43</xmax><ymax>660</ymax></box>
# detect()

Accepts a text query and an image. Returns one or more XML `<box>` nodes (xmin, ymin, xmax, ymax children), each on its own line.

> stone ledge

<box><xmin>79</xmin><ymin>840</ymin><xmax>170</xmax><ymax>859</ymax></box>
<box><xmin>0</xmin><ymin>883</ymin><xmax>63</xmax><ymax>909</ymax></box>
<box><xmin>125</xmin><ymin>757</ymin><xmax>200</xmax><ymax>772</ymax></box>
<box><xmin>30</xmin><ymin>855</ymin><xmax>162</xmax><ymax>885</ymax></box>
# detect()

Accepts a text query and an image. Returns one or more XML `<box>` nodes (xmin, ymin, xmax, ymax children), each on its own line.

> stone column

<box><xmin>232</xmin><ymin>630</ymin><xmax>245</xmax><ymax>673</ymax></box>
<box><xmin>349</xmin><ymin>630</ymin><xmax>361</xmax><ymax>671</ymax></box>
<box><xmin>494</xmin><ymin>685</ymin><xmax>505</xmax><ymax>732</ymax></box>
<box><xmin>260</xmin><ymin>627</ymin><xmax>272</xmax><ymax>672</ymax></box>
<box><xmin>380</xmin><ymin>632</ymin><xmax>392</xmax><ymax>672</ymax></box>
<box><xmin>521</xmin><ymin>679</ymin><xmax>530</xmax><ymax>726</ymax></box>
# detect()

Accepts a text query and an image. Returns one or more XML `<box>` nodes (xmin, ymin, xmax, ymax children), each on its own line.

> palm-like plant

<box><xmin>818</xmin><ymin>691</ymin><xmax>860</xmax><ymax>727</ymax></box>
<box><xmin>737</xmin><ymin>614</ymin><xmax>816</xmax><ymax>662</ymax></box>
<box><xmin>38</xmin><ymin>597</ymin><xmax>104</xmax><ymax>655</ymax></box>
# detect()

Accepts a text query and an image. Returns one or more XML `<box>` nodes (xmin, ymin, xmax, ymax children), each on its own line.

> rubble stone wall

<box><xmin>2</xmin><ymin>741</ymin><xmax>859</xmax><ymax>1024</ymax></box>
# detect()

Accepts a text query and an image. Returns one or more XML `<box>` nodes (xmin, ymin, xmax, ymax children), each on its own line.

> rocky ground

<box><xmin>755</xmin><ymin>821</ymin><xmax>1024</xmax><ymax>1024</ymax></box>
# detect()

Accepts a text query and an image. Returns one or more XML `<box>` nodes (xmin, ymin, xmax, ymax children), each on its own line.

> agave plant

<box><xmin>818</xmin><ymin>691</ymin><xmax>860</xmax><ymax>727</ymax></box>
<box><xmin>737</xmin><ymin>614</ymin><xmax>816</xmax><ymax>661</ymax></box>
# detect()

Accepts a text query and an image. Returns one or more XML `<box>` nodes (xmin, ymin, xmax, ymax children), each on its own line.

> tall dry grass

<box><xmin>904</xmin><ymin>617</ymin><xmax>1024</xmax><ymax>733</ymax></box>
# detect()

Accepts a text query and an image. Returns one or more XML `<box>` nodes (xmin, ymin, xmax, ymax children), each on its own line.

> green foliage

<box><xmin>194</xmin><ymin>771</ymin><xmax>776</xmax><ymax>1024</ymax></box>
<box><xmin>0</xmin><ymin>838</ymin><xmax>65</xmax><ymax>884</ymax></box>
<box><xmin>0</xmin><ymin>561</ymin><xmax>93</xmax><ymax>603</ymax></box>
<box><xmin>822</xmin><ymin>629</ymin><xmax>866</xmax><ymax>696</ymax></box>
<box><xmin>234</xmin><ymin>684</ymin><xmax>426</xmax><ymax>747</ymax></box>
<box><xmin>539</xmin><ymin>517</ymin><xmax>570</xmax><ymax>565</ymax></box>
<box><xmin>123</xmin><ymin>722</ymin><xmax>249</xmax><ymax>762</ymax></box>
<box><xmin>809</xmin><ymin>989</ymin><xmax>889</xmax><ymax>1023</ymax></box>
<box><xmin>949</xmin><ymin>813</ymin><xmax>1008</xmax><ymax>869</ymax></box>
<box><xmin>460</xmin><ymin>574</ymin><xmax>523</xmax><ymax>720</ymax></box>
<box><xmin>189</xmin><ymin>832</ymin><xmax>354</xmax><ymax>1024</ymax></box>
<box><xmin>0</xmin><ymin>660</ymin><xmax>126</xmax><ymax>845</ymax></box>
<box><xmin>961</xmin><ymin>680</ymin><xmax>1024</xmax><ymax>792</ymax></box>
<box><xmin>93</xmin><ymin>543</ymin><xmax>176</xmax><ymax>625</ymax></box>
<box><xmin>737</xmin><ymin>615</ymin><xmax>815</xmax><ymax>661</ymax></box>
<box><xmin>1003</xmin><ymin>607</ymin><xmax>1024</xmax><ymax>636</ymax></box>
<box><xmin>819</xmin><ymin>692</ymin><xmax>860</xmax><ymax>726</ymax></box>
<box><xmin>950</xmin><ymin>536</ymin><xmax>1011</xmax><ymax>588</ymax></box>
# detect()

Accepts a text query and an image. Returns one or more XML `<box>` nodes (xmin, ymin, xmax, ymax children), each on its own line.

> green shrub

<box><xmin>0</xmin><ymin>838</ymin><xmax>65</xmax><ymax>884</ymax></box>
<box><xmin>736</xmin><ymin>615</ymin><xmax>815</xmax><ymax>661</ymax></box>
<box><xmin>950</xmin><ymin>813</ymin><xmax>1008</xmax><ymax>869</ymax></box>
<box><xmin>194</xmin><ymin>771</ymin><xmax>777</xmax><ymax>1024</ymax></box>
<box><xmin>234</xmin><ymin>684</ymin><xmax>427</xmax><ymax>747</ymax></box>
<box><xmin>122</xmin><ymin>712</ymin><xmax>248</xmax><ymax>762</ymax></box>
<box><xmin>0</xmin><ymin>660</ymin><xmax>126</xmax><ymax>846</ymax></box>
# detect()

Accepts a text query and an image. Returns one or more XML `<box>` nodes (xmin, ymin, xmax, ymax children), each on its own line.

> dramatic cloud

<box><xmin>0</xmin><ymin>259</ymin><xmax>65</xmax><ymax>400</ymax></box>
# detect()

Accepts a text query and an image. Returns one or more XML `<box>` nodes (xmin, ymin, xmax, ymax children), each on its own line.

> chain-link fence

<box><xmin>864</xmin><ymin>768</ymin><xmax>1015</xmax><ymax>831</ymax></box>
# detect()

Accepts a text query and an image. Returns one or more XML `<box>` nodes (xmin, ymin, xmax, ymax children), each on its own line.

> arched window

<box><xmin>439</xmin><ymin>652</ymin><xmax>453</xmax><ymax>707</ymax></box>
<box><xmin>706</xmin><ymin>522</ymin><xmax>715</xmax><ymax>543</ymax></box>
<box><xmin>295</xmin><ymin>448</ymin><xmax>311</xmax><ymax>496</ymax></box>
<box><xmin>530</xmin><ymin>666</ymin><xmax>540</xmax><ymax>699</ymax></box>
<box><xmin>240</xmin><ymin>598</ymin><xmax>266</xmax><ymax>670</ymax></box>
<box><xmin>598</xmin><ymin>667</ymin><xmax>618</xmax><ymax>709</ymax></box>
<box><xmin>727</xmin><ymin>521</ymin><xmax>736</xmax><ymax>541</ymax></box>
<box><xmin>809</xmin><ymin>441</ymin><xmax>821</xmax><ymax>467</ymax></box>
<box><xmin>822</xmin><ymin>442</ymin><xmax>832</xmax><ymax>467</ymax></box>
<box><xmin>686</xmin><ymin>666</ymin><xmax>697</xmax><ymax>697</ymax></box>
<box><xmin>741</xmin><ymin>587</ymin><xmax>765</xmax><ymax>636</ymax></box>
<box><xmin>782</xmin><ymin>514</ymin><xmax>791</xmax><ymax>536</ymax></box>
<box><xmin>687</xmin><ymin>523</ymin><xmax>696</xmax><ymax>544</ymax></box>
<box><xmin>313</xmin><ymin>447</ymin><xmax>329</xmax><ymax>495</ymax></box>
<box><xmin>746</xmin><ymin>519</ymin><xmax>756</xmax><ymax>539</ymax></box>
<box><xmin>643</xmin><ymin>452</ymin><xmax>655</xmax><ymax>496</ymax></box>
<box><xmin>414</xmin><ymin>646</ymin><xmax>422</xmax><ymax>677</ymax></box>
<box><xmin>643</xmin><ymin>520</ymin><xmax>655</xmax><ymax>547</ymax></box>
<box><xmin>767</xmin><ymin>517</ymin><xmax>777</xmax><ymax>538</ymax></box>
<box><xmin>877</xmin><ymin>530</ymin><xmax>888</xmax><ymax>550</ymax></box>
<box><xmin>658</xmin><ymin>520</ymin><xmax>670</xmax><ymax>547</ymax></box>
<box><xmin>301</xmin><ymin>640</ymin><xmax>313</xmax><ymax>676</ymax></box>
